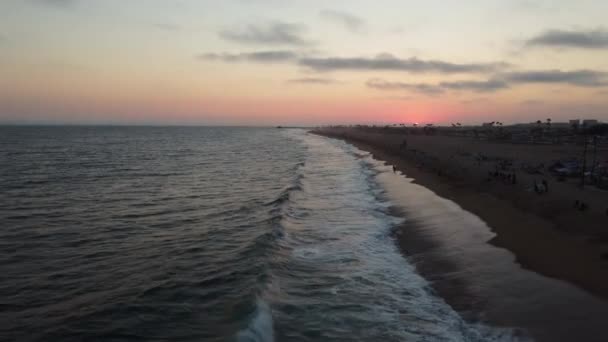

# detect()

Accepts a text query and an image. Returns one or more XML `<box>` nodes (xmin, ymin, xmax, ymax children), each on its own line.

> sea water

<box><xmin>0</xmin><ymin>127</ymin><xmax>524</xmax><ymax>341</ymax></box>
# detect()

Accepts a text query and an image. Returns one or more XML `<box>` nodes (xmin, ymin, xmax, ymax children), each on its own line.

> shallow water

<box><xmin>1</xmin><ymin>126</ymin><xmax>524</xmax><ymax>341</ymax></box>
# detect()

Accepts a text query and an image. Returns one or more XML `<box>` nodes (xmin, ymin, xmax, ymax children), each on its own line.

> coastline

<box><xmin>370</xmin><ymin>157</ymin><xmax>608</xmax><ymax>342</ymax></box>
<box><xmin>311</xmin><ymin>127</ymin><xmax>608</xmax><ymax>341</ymax></box>
<box><xmin>311</xmin><ymin>127</ymin><xmax>608</xmax><ymax>300</ymax></box>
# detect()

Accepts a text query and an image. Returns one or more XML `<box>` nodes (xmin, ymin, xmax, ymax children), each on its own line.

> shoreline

<box><xmin>371</xmin><ymin>157</ymin><xmax>608</xmax><ymax>342</ymax></box>
<box><xmin>311</xmin><ymin>127</ymin><xmax>608</xmax><ymax>300</ymax></box>
<box><xmin>313</xmin><ymin>128</ymin><xmax>608</xmax><ymax>341</ymax></box>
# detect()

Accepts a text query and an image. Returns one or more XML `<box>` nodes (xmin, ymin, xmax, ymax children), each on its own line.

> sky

<box><xmin>1</xmin><ymin>0</ymin><xmax>608</xmax><ymax>126</ymax></box>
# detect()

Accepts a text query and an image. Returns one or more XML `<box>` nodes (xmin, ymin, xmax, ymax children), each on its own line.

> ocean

<box><xmin>1</xmin><ymin>127</ymin><xmax>522</xmax><ymax>341</ymax></box>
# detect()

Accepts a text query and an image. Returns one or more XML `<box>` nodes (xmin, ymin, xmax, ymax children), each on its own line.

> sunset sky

<box><xmin>1</xmin><ymin>0</ymin><xmax>608</xmax><ymax>125</ymax></box>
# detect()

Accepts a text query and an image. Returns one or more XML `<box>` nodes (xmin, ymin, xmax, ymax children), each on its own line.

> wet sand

<box><xmin>376</xmin><ymin>168</ymin><xmax>608</xmax><ymax>341</ymax></box>
<box><xmin>313</xmin><ymin>128</ymin><xmax>608</xmax><ymax>341</ymax></box>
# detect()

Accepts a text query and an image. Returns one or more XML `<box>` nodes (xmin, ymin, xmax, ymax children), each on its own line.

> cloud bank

<box><xmin>367</xmin><ymin>69</ymin><xmax>608</xmax><ymax>97</ymax></box>
<box><xmin>198</xmin><ymin>50</ymin><xmax>299</xmax><ymax>63</ymax></box>
<box><xmin>201</xmin><ymin>50</ymin><xmax>608</xmax><ymax>94</ymax></box>
<box><xmin>366</xmin><ymin>79</ymin><xmax>445</xmax><ymax>95</ymax></box>
<box><xmin>501</xmin><ymin>70</ymin><xmax>608</xmax><ymax>86</ymax></box>
<box><xmin>219</xmin><ymin>22</ymin><xmax>312</xmax><ymax>46</ymax></box>
<box><xmin>526</xmin><ymin>29</ymin><xmax>608</xmax><ymax>49</ymax></box>
<box><xmin>201</xmin><ymin>51</ymin><xmax>509</xmax><ymax>75</ymax></box>
<box><xmin>298</xmin><ymin>54</ymin><xmax>508</xmax><ymax>74</ymax></box>
<box><xmin>286</xmin><ymin>77</ymin><xmax>339</xmax><ymax>84</ymax></box>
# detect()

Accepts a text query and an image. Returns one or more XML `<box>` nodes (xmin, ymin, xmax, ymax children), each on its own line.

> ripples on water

<box><xmin>1</xmin><ymin>127</ymin><xmax>523</xmax><ymax>341</ymax></box>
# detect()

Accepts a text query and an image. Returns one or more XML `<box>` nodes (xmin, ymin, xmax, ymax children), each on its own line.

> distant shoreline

<box><xmin>311</xmin><ymin>127</ymin><xmax>608</xmax><ymax>301</ymax></box>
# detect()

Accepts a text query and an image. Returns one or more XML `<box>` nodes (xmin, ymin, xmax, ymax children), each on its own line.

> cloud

<box><xmin>366</xmin><ymin>70</ymin><xmax>608</xmax><ymax>98</ymax></box>
<box><xmin>286</xmin><ymin>77</ymin><xmax>339</xmax><ymax>84</ymax></box>
<box><xmin>198</xmin><ymin>50</ymin><xmax>299</xmax><ymax>63</ymax></box>
<box><xmin>526</xmin><ymin>29</ymin><xmax>608</xmax><ymax>49</ymax></box>
<box><xmin>29</xmin><ymin>0</ymin><xmax>77</xmax><ymax>8</ymax></box>
<box><xmin>199</xmin><ymin>49</ymin><xmax>608</xmax><ymax>89</ymax></box>
<box><xmin>299</xmin><ymin>54</ymin><xmax>508</xmax><ymax>74</ymax></box>
<box><xmin>201</xmin><ymin>51</ymin><xmax>508</xmax><ymax>75</ymax></box>
<box><xmin>501</xmin><ymin>70</ymin><xmax>608</xmax><ymax>86</ymax></box>
<box><xmin>367</xmin><ymin>78</ymin><xmax>508</xmax><ymax>95</ymax></box>
<box><xmin>366</xmin><ymin>78</ymin><xmax>444</xmax><ymax>96</ymax></box>
<box><xmin>219</xmin><ymin>21</ymin><xmax>312</xmax><ymax>46</ymax></box>
<box><xmin>439</xmin><ymin>79</ymin><xmax>509</xmax><ymax>92</ymax></box>
<box><xmin>320</xmin><ymin>10</ymin><xmax>365</xmax><ymax>32</ymax></box>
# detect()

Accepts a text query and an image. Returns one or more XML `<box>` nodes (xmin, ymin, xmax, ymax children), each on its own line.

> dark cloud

<box><xmin>219</xmin><ymin>22</ymin><xmax>312</xmax><ymax>46</ymax></box>
<box><xmin>29</xmin><ymin>0</ymin><xmax>77</xmax><ymax>8</ymax></box>
<box><xmin>286</xmin><ymin>77</ymin><xmax>338</xmax><ymax>84</ymax></box>
<box><xmin>299</xmin><ymin>54</ymin><xmax>508</xmax><ymax>74</ymax></box>
<box><xmin>320</xmin><ymin>10</ymin><xmax>365</xmax><ymax>32</ymax></box>
<box><xmin>366</xmin><ymin>79</ymin><xmax>444</xmax><ymax>95</ymax></box>
<box><xmin>526</xmin><ymin>29</ymin><xmax>608</xmax><ymax>49</ymax></box>
<box><xmin>501</xmin><ymin>70</ymin><xmax>608</xmax><ymax>86</ymax></box>
<box><xmin>198</xmin><ymin>50</ymin><xmax>299</xmax><ymax>63</ymax></box>
<box><xmin>201</xmin><ymin>51</ymin><xmax>508</xmax><ymax>75</ymax></box>
<box><xmin>367</xmin><ymin>78</ymin><xmax>507</xmax><ymax>95</ymax></box>
<box><xmin>366</xmin><ymin>70</ymin><xmax>608</xmax><ymax>97</ymax></box>
<box><xmin>439</xmin><ymin>79</ymin><xmax>509</xmax><ymax>92</ymax></box>
<box><xmin>200</xmin><ymin>49</ymin><xmax>608</xmax><ymax>90</ymax></box>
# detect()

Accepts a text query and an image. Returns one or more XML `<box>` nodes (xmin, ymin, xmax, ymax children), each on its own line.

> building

<box><xmin>582</xmin><ymin>119</ymin><xmax>599</xmax><ymax>127</ymax></box>
<box><xmin>569</xmin><ymin>119</ymin><xmax>580</xmax><ymax>129</ymax></box>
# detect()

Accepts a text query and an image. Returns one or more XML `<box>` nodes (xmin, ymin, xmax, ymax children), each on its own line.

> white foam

<box><xmin>268</xmin><ymin>130</ymin><xmax>532</xmax><ymax>341</ymax></box>
<box><xmin>237</xmin><ymin>299</ymin><xmax>274</xmax><ymax>342</ymax></box>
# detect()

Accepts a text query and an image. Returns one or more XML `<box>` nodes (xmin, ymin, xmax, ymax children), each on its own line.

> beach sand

<box><xmin>312</xmin><ymin>127</ymin><xmax>608</xmax><ymax>340</ymax></box>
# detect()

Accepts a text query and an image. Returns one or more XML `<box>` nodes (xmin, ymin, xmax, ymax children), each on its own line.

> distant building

<box><xmin>569</xmin><ymin>119</ymin><xmax>580</xmax><ymax>129</ymax></box>
<box><xmin>582</xmin><ymin>119</ymin><xmax>599</xmax><ymax>127</ymax></box>
<box><xmin>549</xmin><ymin>122</ymin><xmax>572</xmax><ymax>129</ymax></box>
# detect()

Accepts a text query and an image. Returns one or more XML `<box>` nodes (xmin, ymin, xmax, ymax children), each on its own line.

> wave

<box><xmin>237</xmin><ymin>299</ymin><xmax>274</xmax><ymax>342</ymax></box>
<box><xmin>263</xmin><ymin>170</ymin><xmax>305</xmax><ymax>209</ymax></box>
<box><xmin>253</xmin><ymin>130</ymin><xmax>532</xmax><ymax>341</ymax></box>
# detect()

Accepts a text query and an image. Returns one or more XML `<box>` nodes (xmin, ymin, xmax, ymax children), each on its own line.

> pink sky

<box><xmin>1</xmin><ymin>0</ymin><xmax>608</xmax><ymax>125</ymax></box>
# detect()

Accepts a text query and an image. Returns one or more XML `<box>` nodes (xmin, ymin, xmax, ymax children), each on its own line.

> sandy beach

<box><xmin>312</xmin><ymin>127</ymin><xmax>608</xmax><ymax>299</ymax></box>
<box><xmin>311</xmin><ymin>126</ymin><xmax>608</xmax><ymax>340</ymax></box>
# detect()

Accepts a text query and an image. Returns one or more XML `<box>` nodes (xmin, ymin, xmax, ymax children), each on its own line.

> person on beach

<box><xmin>392</xmin><ymin>165</ymin><xmax>397</xmax><ymax>173</ymax></box>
